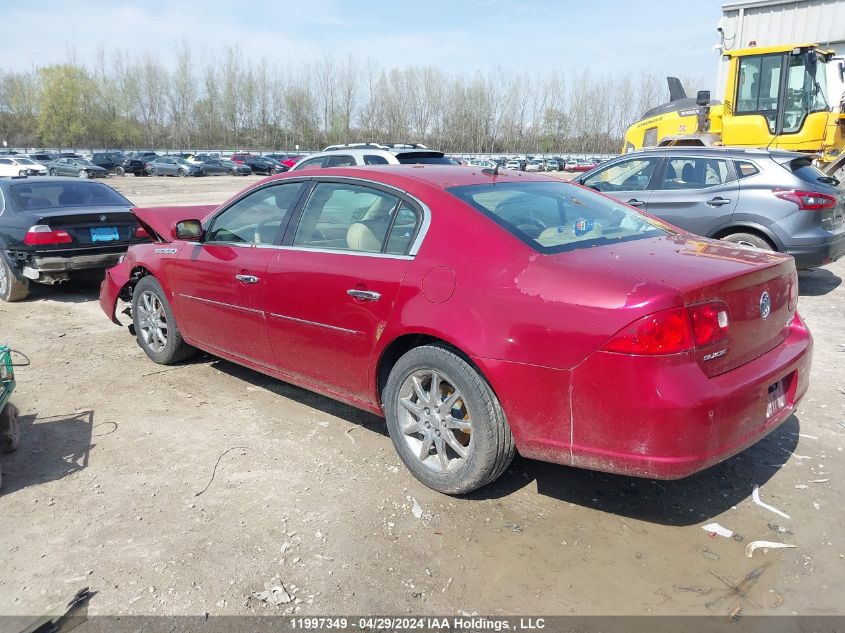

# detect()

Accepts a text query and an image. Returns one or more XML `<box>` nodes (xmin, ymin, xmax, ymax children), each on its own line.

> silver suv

<box><xmin>290</xmin><ymin>143</ymin><xmax>453</xmax><ymax>171</ymax></box>
<box><xmin>575</xmin><ymin>147</ymin><xmax>845</xmax><ymax>268</ymax></box>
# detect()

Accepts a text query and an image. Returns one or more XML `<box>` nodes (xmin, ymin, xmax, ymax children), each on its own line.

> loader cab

<box><xmin>722</xmin><ymin>45</ymin><xmax>834</xmax><ymax>150</ymax></box>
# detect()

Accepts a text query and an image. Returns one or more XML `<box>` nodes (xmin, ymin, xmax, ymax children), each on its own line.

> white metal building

<box><xmin>717</xmin><ymin>0</ymin><xmax>845</xmax><ymax>105</ymax></box>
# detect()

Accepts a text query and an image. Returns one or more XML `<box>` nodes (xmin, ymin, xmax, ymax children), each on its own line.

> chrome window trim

<box><xmin>268</xmin><ymin>312</ymin><xmax>362</xmax><ymax>336</ymax></box>
<box><xmin>196</xmin><ymin>240</ymin><xmax>414</xmax><ymax>260</ymax></box>
<box><xmin>0</xmin><ymin>187</ymin><xmax>5</xmax><ymax>216</ymax></box>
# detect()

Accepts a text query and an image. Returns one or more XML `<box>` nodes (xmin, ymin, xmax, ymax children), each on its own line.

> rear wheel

<box><xmin>78</xmin><ymin>169</ymin><xmax>89</xmax><ymax>179</ymax></box>
<box><xmin>114</xmin><ymin>165</ymin><xmax>125</xmax><ymax>176</ymax></box>
<box><xmin>18</xmin><ymin>170</ymin><xmax>26</xmax><ymax>177</ymax></box>
<box><xmin>149</xmin><ymin>168</ymin><xmax>158</xmax><ymax>177</ymax></box>
<box><xmin>178</xmin><ymin>168</ymin><xmax>187</xmax><ymax>177</ymax></box>
<box><xmin>720</xmin><ymin>232</ymin><xmax>774</xmax><ymax>251</ymax></box>
<box><xmin>49</xmin><ymin>168</ymin><xmax>57</xmax><ymax>176</ymax></box>
<box><xmin>131</xmin><ymin>276</ymin><xmax>196</xmax><ymax>365</ymax></box>
<box><xmin>383</xmin><ymin>345</ymin><xmax>515</xmax><ymax>494</ymax></box>
<box><xmin>0</xmin><ymin>258</ymin><xmax>28</xmax><ymax>302</ymax></box>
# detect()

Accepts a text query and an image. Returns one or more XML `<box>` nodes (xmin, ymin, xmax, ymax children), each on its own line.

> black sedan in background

<box><xmin>0</xmin><ymin>177</ymin><xmax>147</xmax><ymax>301</ymax></box>
<box><xmin>147</xmin><ymin>157</ymin><xmax>204</xmax><ymax>177</ymax></box>
<box><xmin>92</xmin><ymin>151</ymin><xmax>147</xmax><ymax>176</ymax></box>
<box><xmin>240</xmin><ymin>154</ymin><xmax>281</xmax><ymax>175</ymax></box>
<box><xmin>44</xmin><ymin>157</ymin><xmax>109</xmax><ymax>179</ymax></box>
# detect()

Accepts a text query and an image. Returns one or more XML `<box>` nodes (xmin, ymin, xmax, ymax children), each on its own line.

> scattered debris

<box><xmin>752</xmin><ymin>484</ymin><xmax>790</xmax><ymax>519</ymax></box>
<box><xmin>705</xmin><ymin>564</ymin><xmax>769</xmax><ymax>610</ymax></box>
<box><xmin>728</xmin><ymin>603</ymin><xmax>743</xmax><ymax>622</ymax></box>
<box><xmin>674</xmin><ymin>585</ymin><xmax>713</xmax><ymax>595</ymax></box>
<box><xmin>797</xmin><ymin>433</ymin><xmax>818</xmax><ymax>440</ymax></box>
<box><xmin>794</xmin><ymin>484</ymin><xmax>809</xmax><ymax>490</ymax></box>
<box><xmin>411</xmin><ymin>498</ymin><xmax>423</xmax><ymax>519</ymax></box>
<box><xmin>344</xmin><ymin>427</ymin><xmax>357</xmax><ymax>444</ymax></box>
<box><xmin>700</xmin><ymin>548</ymin><xmax>720</xmax><ymax>561</ymax></box>
<box><xmin>745</xmin><ymin>541</ymin><xmax>796</xmax><ymax>558</ymax></box>
<box><xmin>812</xmin><ymin>502</ymin><xmax>821</xmax><ymax>510</ymax></box>
<box><xmin>767</xmin><ymin>523</ymin><xmax>792</xmax><ymax>535</ymax></box>
<box><xmin>810</xmin><ymin>479</ymin><xmax>829</xmax><ymax>483</ymax></box>
<box><xmin>194</xmin><ymin>446</ymin><xmax>249</xmax><ymax>497</ymax></box>
<box><xmin>252</xmin><ymin>582</ymin><xmax>293</xmax><ymax>606</ymax></box>
<box><xmin>702</xmin><ymin>522</ymin><xmax>734</xmax><ymax>538</ymax></box>
<box><xmin>508</xmin><ymin>524</ymin><xmax>523</xmax><ymax>533</ymax></box>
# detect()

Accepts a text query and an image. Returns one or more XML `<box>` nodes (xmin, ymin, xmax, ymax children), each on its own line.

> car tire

<box><xmin>178</xmin><ymin>169</ymin><xmax>187</xmax><ymax>177</ymax></box>
<box><xmin>18</xmin><ymin>170</ymin><xmax>27</xmax><ymax>177</ymax></box>
<box><xmin>0</xmin><ymin>403</ymin><xmax>20</xmax><ymax>454</ymax></box>
<box><xmin>149</xmin><ymin>168</ymin><xmax>157</xmax><ymax>177</ymax></box>
<box><xmin>720</xmin><ymin>232</ymin><xmax>774</xmax><ymax>251</ymax></box>
<box><xmin>114</xmin><ymin>165</ymin><xmax>125</xmax><ymax>176</ymax></box>
<box><xmin>0</xmin><ymin>258</ymin><xmax>29</xmax><ymax>302</ymax></box>
<box><xmin>78</xmin><ymin>169</ymin><xmax>89</xmax><ymax>179</ymax></box>
<box><xmin>49</xmin><ymin>168</ymin><xmax>57</xmax><ymax>176</ymax></box>
<box><xmin>131</xmin><ymin>276</ymin><xmax>196</xmax><ymax>365</ymax></box>
<box><xmin>383</xmin><ymin>345</ymin><xmax>515</xmax><ymax>495</ymax></box>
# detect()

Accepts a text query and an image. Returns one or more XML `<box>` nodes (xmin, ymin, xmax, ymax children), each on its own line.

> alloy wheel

<box><xmin>136</xmin><ymin>290</ymin><xmax>169</xmax><ymax>353</ymax></box>
<box><xmin>397</xmin><ymin>369</ymin><xmax>472</xmax><ymax>473</ymax></box>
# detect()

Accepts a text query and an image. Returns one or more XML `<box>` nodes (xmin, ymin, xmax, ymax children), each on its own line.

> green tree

<box><xmin>36</xmin><ymin>64</ymin><xmax>98</xmax><ymax>147</ymax></box>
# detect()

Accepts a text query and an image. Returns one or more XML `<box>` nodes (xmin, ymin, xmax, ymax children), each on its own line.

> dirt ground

<box><xmin>0</xmin><ymin>174</ymin><xmax>843</xmax><ymax>619</ymax></box>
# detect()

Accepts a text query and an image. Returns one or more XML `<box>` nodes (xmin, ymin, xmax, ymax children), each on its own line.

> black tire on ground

<box><xmin>131</xmin><ymin>276</ymin><xmax>196</xmax><ymax>365</ymax></box>
<box><xmin>149</xmin><ymin>168</ymin><xmax>157</xmax><ymax>177</ymax></box>
<box><xmin>383</xmin><ymin>345</ymin><xmax>515</xmax><ymax>495</ymax></box>
<box><xmin>0</xmin><ymin>403</ymin><xmax>20</xmax><ymax>453</ymax></box>
<box><xmin>49</xmin><ymin>168</ymin><xmax>57</xmax><ymax>176</ymax></box>
<box><xmin>0</xmin><ymin>258</ymin><xmax>28</xmax><ymax>302</ymax></box>
<box><xmin>228</xmin><ymin>168</ymin><xmax>235</xmax><ymax>176</ymax></box>
<box><xmin>114</xmin><ymin>165</ymin><xmax>125</xmax><ymax>176</ymax></box>
<box><xmin>178</xmin><ymin>169</ymin><xmax>187</xmax><ymax>177</ymax></box>
<box><xmin>720</xmin><ymin>232</ymin><xmax>774</xmax><ymax>251</ymax></box>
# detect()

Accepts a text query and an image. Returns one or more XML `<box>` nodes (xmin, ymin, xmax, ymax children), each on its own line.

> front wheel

<box><xmin>720</xmin><ymin>232</ymin><xmax>774</xmax><ymax>251</ymax></box>
<box><xmin>0</xmin><ymin>257</ymin><xmax>29</xmax><ymax>302</ymax></box>
<box><xmin>131</xmin><ymin>276</ymin><xmax>196</xmax><ymax>365</ymax></box>
<box><xmin>149</xmin><ymin>168</ymin><xmax>157</xmax><ymax>177</ymax></box>
<box><xmin>114</xmin><ymin>165</ymin><xmax>125</xmax><ymax>176</ymax></box>
<box><xmin>49</xmin><ymin>168</ymin><xmax>57</xmax><ymax>176</ymax></box>
<box><xmin>383</xmin><ymin>345</ymin><xmax>515</xmax><ymax>494</ymax></box>
<box><xmin>178</xmin><ymin>169</ymin><xmax>187</xmax><ymax>177</ymax></box>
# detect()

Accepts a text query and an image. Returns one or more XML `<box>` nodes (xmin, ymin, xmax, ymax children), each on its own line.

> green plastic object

<box><xmin>0</xmin><ymin>346</ymin><xmax>15</xmax><ymax>409</ymax></box>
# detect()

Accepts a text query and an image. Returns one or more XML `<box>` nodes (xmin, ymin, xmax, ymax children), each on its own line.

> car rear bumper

<box><xmin>22</xmin><ymin>250</ymin><xmax>127</xmax><ymax>282</ymax></box>
<box><xmin>502</xmin><ymin>314</ymin><xmax>812</xmax><ymax>479</ymax></box>
<box><xmin>786</xmin><ymin>231</ymin><xmax>845</xmax><ymax>268</ymax></box>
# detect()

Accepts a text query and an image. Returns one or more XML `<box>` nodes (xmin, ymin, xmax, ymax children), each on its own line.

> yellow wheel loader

<box><xmin>623</xmin><ymin>44</ymin><xmax>845</xmax><ymax>177</ymax></box>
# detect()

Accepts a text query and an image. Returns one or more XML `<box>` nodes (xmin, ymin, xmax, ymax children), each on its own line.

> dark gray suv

<box><xmin>575</xmin><ymin>148</ymin><xmax>845</xmax><ymax>268</ymax></box>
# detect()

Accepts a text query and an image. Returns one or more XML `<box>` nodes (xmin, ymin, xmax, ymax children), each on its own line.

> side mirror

<box><xmin>174</xmin><ymin>219</ymin><xmax>203</xmax><ymax>241</ymax></box>
<box><xmin>696</xmin><ymin>90</ymin><xmax>711</xmax><ymax>106</ymax></box>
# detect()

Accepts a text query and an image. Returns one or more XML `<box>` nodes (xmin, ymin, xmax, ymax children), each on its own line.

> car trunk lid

<box><xmin>559</xmin><ymin>233</ymin><xmax>797</xmax><ymax>377</ymax></box>
<box><xmin>35</xmin><ymin>206</ymin><xmax>144</xmax><ymax>246</ymax></box>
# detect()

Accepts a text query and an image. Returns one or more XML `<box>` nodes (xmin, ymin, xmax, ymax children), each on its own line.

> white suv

<box><xmin>290</xmin><ymin>144</ymin><xmax>453</xmax><ymax>171</ymax></box>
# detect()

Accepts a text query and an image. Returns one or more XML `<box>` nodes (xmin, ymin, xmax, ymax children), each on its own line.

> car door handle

<box><xmin>707</xmin><ymin>197</ymin><xmax>731</xmax><ymax>207</ymax></box>
<box><xmin>235</xmin><ymin>274</ymin><xmax>259</xmax><ymax>284</ymax></box>
<box><xmin>347</xmin><ymin>289</ymin><xmax>381</xmax><ymax>301</ymax></box>
<box><xmin>626</xmin><ymin>198</ymin><xmax>646</xmax><ymax>207</ymax></box>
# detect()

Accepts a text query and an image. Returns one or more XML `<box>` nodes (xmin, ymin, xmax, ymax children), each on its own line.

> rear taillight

<box><xmin>774</xmin><ymin>189</ymin><xmax>837</xmax><ymax>210</ymax></box>
<box><xmin>603</xmin><ymin>301</ymin><xmax>731</xmax><ymax>355</ymax></box>
<box><xmin>602</xmin><ymin>307</ymin><xmax>694</xmax><ymax>355</ymax></box>
<box><xmin>135</xmin><ymin>226</ymin><xmax>149</xmax><ymax>239</ymax></box>
<box><xmin>24</xmin><ymin>225</ymin><xmax>72</xmax><ymax>245</ymax></box>
<box><xmin>688</xmin><ymin>301</ymin><xmax>730</xmax><ymax>347</ymax></box>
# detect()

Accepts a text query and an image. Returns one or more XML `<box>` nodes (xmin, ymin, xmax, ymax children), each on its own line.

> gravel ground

<box><xmin>0</xmin><ymin>174</ymin><xmax>842</xmax><ymax>619</ymax></box>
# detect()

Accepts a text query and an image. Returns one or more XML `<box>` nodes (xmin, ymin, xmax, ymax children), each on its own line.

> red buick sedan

<box><xmin>100</xmin><ymin>166</ymin><xmax>811</xmax><ymax>494</ymax></box>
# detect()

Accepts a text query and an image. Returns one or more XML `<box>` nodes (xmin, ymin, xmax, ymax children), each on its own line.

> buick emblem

<box><xmin>759</xmin><ymin>291</ymin><xmax>771</xmax><ymax>319</ymax></box>
<box><xmin>99</xmin><ymin>215</ymin><xmax>107</xmax><ymax>223</ymax></box>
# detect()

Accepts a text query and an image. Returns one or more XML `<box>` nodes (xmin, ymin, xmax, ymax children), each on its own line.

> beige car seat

<box><xmin>346</xmin><ymin>195</ymin><xmax>396</xmax><ymax>252</ymax></box>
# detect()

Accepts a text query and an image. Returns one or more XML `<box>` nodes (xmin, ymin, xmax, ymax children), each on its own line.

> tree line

<box><xmin>0</xmin><ymin>46</ymin><xmax>702</xmax><ymax>154</ymax></box>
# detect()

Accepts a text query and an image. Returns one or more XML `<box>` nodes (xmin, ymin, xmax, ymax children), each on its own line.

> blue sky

<box><xmin>4</xmin><ymin>0</ymin><xmax>723</xmax><ymax>81</ymax></box>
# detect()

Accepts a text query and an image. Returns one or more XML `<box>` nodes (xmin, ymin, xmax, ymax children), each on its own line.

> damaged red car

<box><xmin>100</xmin><ymin>166</ymin><xmax>812</xmax><ymax>494</ymax></box>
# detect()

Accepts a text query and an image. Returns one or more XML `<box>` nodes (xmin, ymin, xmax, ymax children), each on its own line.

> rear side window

<box><xmin>659</xmin><ymin>158</ymin><xmax>733</xmax><ymax>190</ymax></box>
<box><xmin>735</xmin><ymin>160</ymin><xmax>760</xmax><ymax>179</ymax></box>
<box><xmin>295</xmin><ymin>157</ymin><xmax>326</xmax><ymax>170</ymax></box>
<box><xmin>364</xmin><ymin>154</ymin><xmax>390</xmax><ymax>165</ymax></box>
<box><xmin>324</xmin><ymin>155</ymin><xmax>356</xmax><ymax>168</ymax></box>
<box><xmin>448</xmin><ymin>181</ymin><xmax>668</xmax><ymax>254</ymax></box>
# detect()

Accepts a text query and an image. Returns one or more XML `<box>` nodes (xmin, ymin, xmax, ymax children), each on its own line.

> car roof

<box><xmin>620</xmin><ymin>147</ymin><xmax>806</xmax><ymax>160</ymax></box>
<box><xmin>277</xmin><ymin>164</ymin><xmax>558</xmax><ymax>189</ymax></box>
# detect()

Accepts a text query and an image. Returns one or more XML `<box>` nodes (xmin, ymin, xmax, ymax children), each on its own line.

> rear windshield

<box><xmin>396</xmin><ymin>152</ymin><xmax>451</xmax><ymax>165</ymax></box>
<box><xmin>787</xmin><ymin>157</ymin><xmax>839</xmax><ymax>187</ymax></box>
<box><xmin>447</xmin><ymin>181</ymin><xmax>669</xmax><ymax>254</ymax></box>
<box><xmin>11</xmin><ymin>181</ymin><xmax>131</xmax><ymax>211</ymax></box>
